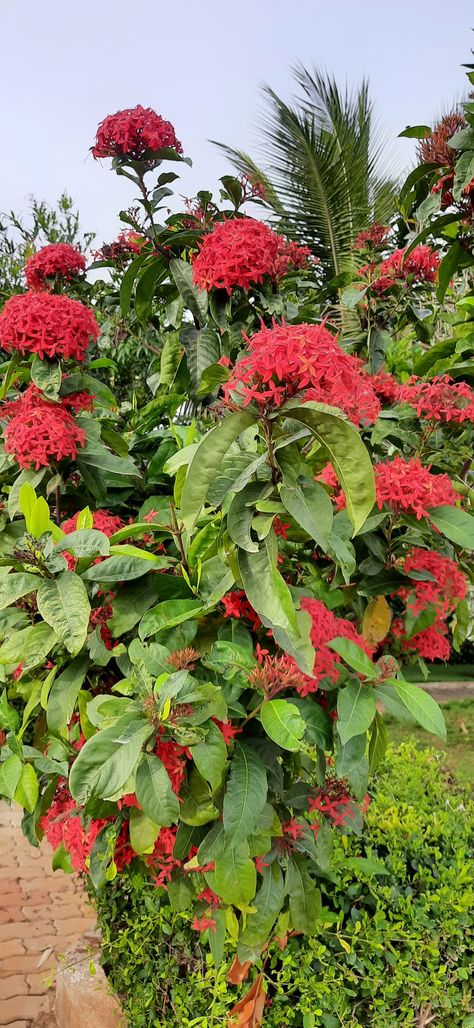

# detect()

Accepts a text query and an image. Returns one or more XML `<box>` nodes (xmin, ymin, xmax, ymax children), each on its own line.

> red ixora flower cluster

<box><xmin>62</xmin><ymin>509</ymin><xmax>124</xmax><ymax>536</ymax></box>
<box><xmin>221</xmin><ymin>590</ymin><xmax>261</xmax><ymax>630</ymax></box>
<box><xmin>398</xmin><ymin>375</ymin><xmax>474</xmax><ymax>424</ymax></box>
<box><xmin>192</xmin><ymin>217</ymin><xmax>311</xmax><ymax>294</ymax></box>
<box><xmin>375</xmin><ymin>456</ymin><xmax>457</xmax><ymax>519</ymax></box>
<box><xmin>297</xmin><ymin>597</ymin><xmax>373</xmax><ymax>696</ymax></box>
<box><xmin>364</xmin><ymin>245</ymin><xmax>440</xmax><ymax>294</ymax></box>
<box><xmin>92</xmin><ymin>105</ymin><xmax>182</xmax><ymax>161</ymax></box>
<box><xmin>309</xmin><ymin>779</ymin><xmax>356</xmax><ymax>828</ymax></box>
<box><xmin>93</xmin><ymin>230</ymin><xmax>146</xmax><ymax>262</ymax></box>
<box><xmin>418</xmin><ymin>112</ymin><xmax>465</xmax><ymax>167</ymax></box>
<box><xmin>154</xmin><ymin>731</ymin><xmax>190</xmax><ymax>795</ymax></box>
<box><xmin>366</xmin><ymin>370</ymin><xmax>401</xmax><ymax>405</ymax></box>
<box><xmin>222</xmin><ymin>321</ymin><xmax>380</xmax><ymax>425</ymax></box>
<box><xmin>2</xmin><ymin>386</ymin><xmax>86</xmax><ymax>469</ymax></box>
<box><xmin>354</xmin><ymin>223</ymin><xmax>390</xmax><ymax>249</ymax></box>
<box><xmin>392</xmin><ymin>547</ymin><xmax>467</xmax><ymax>663</ymax></box>
<box><xmin>0</xmin><ymin>291</ymin><xmax>99</xmax><ymax>362</ymax></box>
<box><xmin>25</xmin><ymin>243</ymin><xmax>86</xmax><ymax>291</ymax></box>
<box><xmin>40</xmin><ymin>784</ymin><xmax>109</xmax><ymax>873</ymax></box>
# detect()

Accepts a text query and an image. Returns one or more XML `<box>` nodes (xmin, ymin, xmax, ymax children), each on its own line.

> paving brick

<box><xmin>0</xmin><ymin>954</ymin><xmax>52</xmax><ymax>974</ymax></box>
<box><xmin>24</xmin><ymin>937</ymin><xmax>63</xmax><ymax>955</ymax></box>
<box><xmin>27</xmin><ymin>972</ymin><xmax>55</xmax><ymax>994</ymax></box>
<box><xmin>0</xmin><ymin>907</ymin><xmax>26</xmax><ymax>924</ymax></box>
<box><xmin>1</xmin><ymin>921</ymin><xmax>55</xmax><ymax>942</ymax></box>
<box><xmin>0</xmin><ymin>974</ymin><xmax>28</xmax><ymax>999</ymax></box>
<box><xmin>5</xmin><ymin>1021</ymin><xmax>29</xmax><ymax>1028</ymax></box>
<box><xmin>1</xmin><ymin>993</ymin><xmax>50</xmax><ymax>1021</ymax></box>
<box><xmin>26</xmin><ymin>890</ymin><xmax>51</xmax><ymax>905</ymax></box>
<box><xmin>0</xmin><ymin>939</ymin><xmax>26</xmax><ymax>960</ymax></box>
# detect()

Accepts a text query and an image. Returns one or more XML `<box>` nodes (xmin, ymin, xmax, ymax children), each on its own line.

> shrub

<box><xmin>94</xmin><ymin>743</ymin><xmax>474</xmax><ymax>1027</ymax></box>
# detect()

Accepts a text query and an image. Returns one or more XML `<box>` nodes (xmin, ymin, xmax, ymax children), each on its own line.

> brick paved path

<box><xmin>0</xmin><ymin>802</ymin><xmax>95</xmax><ymax>1027</ymax></box>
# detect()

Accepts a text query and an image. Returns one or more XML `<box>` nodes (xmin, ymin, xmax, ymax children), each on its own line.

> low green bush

<box><xmin>93</xmin><ymin>742</ymin><xmax>474</xmax><ymax>1027</ymax></box>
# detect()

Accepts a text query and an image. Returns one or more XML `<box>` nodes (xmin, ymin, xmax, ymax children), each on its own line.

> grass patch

<box><xmin>386</xmin><ymin>698</ymin><xmax>474</xmax><ymax>785</ymax></box>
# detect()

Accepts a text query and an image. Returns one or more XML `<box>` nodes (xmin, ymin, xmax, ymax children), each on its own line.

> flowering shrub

<box><xmin>0</xmin><ymin>72</ymin><xmax>473</xmax><ymax>1027</ymax></box>
<box><xmin>25</xmin><ymin>243</ymin><xmax>86</xmax><ymax>291</ymax></box>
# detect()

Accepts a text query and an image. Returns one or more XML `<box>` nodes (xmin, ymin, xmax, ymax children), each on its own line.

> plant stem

<box><xmin>262</xmin><ymin>417</ymin><xmax>280</xmax><ymax>485</ymax></box>
<box><xmin>170</xmin><ymin>503</ymin><xmax>187</xmax><ymax>569</ymax></box>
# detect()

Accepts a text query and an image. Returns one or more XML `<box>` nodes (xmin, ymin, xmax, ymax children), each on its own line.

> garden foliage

<box><xmin>0</xmin><ymin>55</ymin><xmax>473</xmax><ymax>1026</ymax></box>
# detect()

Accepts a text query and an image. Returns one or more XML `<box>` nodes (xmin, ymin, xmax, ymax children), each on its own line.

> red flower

<box><xmin>317</xmin><ymin>464</ymin><xmax>346</xmax><ymax>511</ymax></box>
<box><xmin>369</xmin><ymin>246</ymin><xmax>440</xmax><ymax>293</ymax></box>
<box><xmin>12</xmin><ymin>663</ymin><xmax>24</xmax><ymax>681</ymax></box>
<box><xmin>92</xmin><ymin>106</ymin><xmax>182</xmax><ymax>161</ymax></box>
<box><xmin>2</xmin><ymin>386</ymin><xmax>86</xmax><ymax>469</ymax></box>
<box><xmin>272</xmin><ymin>236</ymin><xmax>312</xmax><ymax>279</ymax></box>
<box><xmin>192</xmin><ymin>217</ymin><xmax>281</xmax><ymax>293</ymax></box>
<box><xmin>298</xmin><ymin>597</ymin><xmax>373</xmax><ymax>697</ymax></box>
<box><xmin>61</xmin><ymin>390</ymin><xmax>95</xmax><ymax>414</ymax></box>
<box><xmin>221</xmin><ymin>590</ymin><xmax>261</xmax><ymax>630</ymax></box>
<box><xmin>367</xmin><ymin>370</ymin><xmax>401</xmax><ymax>405</ymax></box>
<box><xmin>354</xmin><ymin>223</ymin><xmax>390</xmax><ymax>249</ymax></box>
<box><xmin>25</xmin><ymin>244</ymin><xmax>86</xmax><ymax>291</ymax></box>
<box><xmin>0</xmin><ymin>292</ymin><xmax>99</xmax><ymax>362</ymax></box>
<box><xmin>397</xmin><ymin>375</ymin><xmax>474</xmax><ymax>424</ymax></box>
<box><xmin>62</xmin><ymin>509</ymin><xmax>124</xmax><ymax>537</ymax></box>
<box><xmin>192</xmin><ymin>916</ymin><xmax>217</xmax><ymax>932</ymax></box>
<box><xmin>392</xmin><ymin>617</ymin><xmax>451</xmax><ymax>661</ymax></box>
<box><xmin>309</xmin><ymin>780</ymin><xmax>354</xmax><ymax>827</ymax></box>
<box><xmin>154</xmin><ymin>732</ymin><xmax>190</xmax><ymax>795</ymax></box>
<box><xmin>282</xmin><ymin>819</ymin><xmax>304</xmax><ymax>840</ymax></box>
<box><xmin>375</xmin><ymin>457</ymin><xmax>457</xmax><ymax>519</ymax></box>
<box><xmin>273</xmin><ymin>517</ymin><xmax>290</xmax><ymax>539</ymax></box>
<box><xmin>40</xmin><ymin>784</ymin><xmax>109</xmax><ymax>873</ymax></box>
<box><xmin>222</xmin><ymin>321</ymin><xmax>380</xmax><ymax>425</ymax></box>
<box><xmin>248</xmin><ymin>654</ymin><xmax>310</xmax><ymax>698</ymax></box>
<box><xmin>197</xmin><ymin>887</ymin><xmax>220</xmax><ymax>907</ymax></box>
<box><xmin>93</xmin><ymin>230</ymin><xmax>146</xmax><ymax>262</ymax></box>
<box><xmin>212</xmin><ymin>719</ymin><xmax>242</xmax><ymax>745</ymax></box>
<box><xmin>398</xmin><ymin>547</ymin><xmax>467</xmax><ymax>618</ymax></box>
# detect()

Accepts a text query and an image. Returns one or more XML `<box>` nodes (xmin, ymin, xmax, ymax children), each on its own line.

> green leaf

<box><xmin>387</xmin><ymin>677</ymin><xmax>446</xmax><ymax>740</ymax></box>
<box><xmin>223</xmin><ymin>742</ymin><xmax>267</xmax><ymax>847</ymax></box>
<box><xmin>237</xmin><ymin>864</ymin><xmax>285</xmax><ymax>962</ymax></box>
<box><xmin>429</xmin><ymin>505</ymin><xmax>474</xmax><ymax>550</ymax></box>
<box><xmin>280</xmin><ymin>476</ymin><xmax>333</xmax><ymax>549</ymax></box>
<box><xmin>184</xmin><ymin>326</ymin><xmax>221</xmax><ymax>390</ymax></box>
<box><xmin>37</xmin><ymin>572</ymin><xmax>90</xmax><ymax>655</ymax></box>
<box><xmin>0</xmin><ymin>622</ymin><xmax>57</xmax><ymax>670</ymax></box>
<box><xmin>181</xmin><ymin>411</ymin><xmax>256</xmax><ymax>533</ymax></box>
<box><xmin>89</xmin><ymin>823</ymin><xmax>120</xmax><ymax>889</ymax></box>
<box><xmin>82</xmin><ymin>555</ymin><xmax>166</xmax><ymax>583</ymax></box>
<box><xmin>344</xmin><ymin>856</ymin><xmax>388</xmax><ymax>876</ymax></box>
<box><xmin>260</xmin><ymin>699</ymin><xmax>306</xmax><ymax>751</ymax></box>
<box><xmin>129</xmin><ymin>807</ymin><xmax>161</xmax><ymax>854</ymax></box>
<box><xmin>169</xmin><ymin>258</ymin><xmax>208</xmax><ymax>326</ymax></box>
<box><xmin>285</xmin><ymin>402</ymin><xmax>375</xmax><ymax>533</ymax></box>
<box><xmin>368</xmin><ymin>712</ymin><xmax>388</xmax><ymax>771</ymax></box>
<box><xmin>120</xmin><ymin>252</ymin><xmax>148</xmax><ymax>315</ymax></box>
<box><xmin>341</xmin><ymin>285</ymin><xmax>367</xmax><ymax>308</ymax></box>
<box><xmin>0</xmin><ymin>754</ymin><xmax>22</xmax><ymax>799</ymax></box>
<box><xmin>0</xmin><ymin>572</ymin><xmax>39</xmax><ymax>611</ymax></box>
<box><xmin>238</xmin><ymin>538</ymin><xmax>298</xmax><ymax>635</ymax></box>
<box><xmin>135</xmin><ymin>753</ymin><xmax>180</xmax><ymax>826</ymax></box>
<box><xmin>135</xmin><ymin>257</ymin><xmax>167</xmax><ymax>326</ymax></box>
<box><xmin>29</xmin><ymin>497</ymin><xmax>52</xmax><ymax>538</ymax></box>
<box><xmin>179</xmin><ymin>767</ymin><xmax>219</xmax><ymax>826</ymax></box>
<box><xmin>195</xmin><ymin>363</ymin><xmax>230</xmax><ymax>398</ymax></box>
<box><xmin>69</xmin><ymin>716</ymin><xmax>152</xmax><ymax>803</ymax></box>
<box><xmin>327</xmin><ymin>637</ymin><xmax>378</xmax><ymax>679</ymax></box>
<box><xmin>214</xmin><ymin>845</ymin><xmax>257</xmax><ymax>907</ymax></box>
<box><xmin>52</xmin><ymin>842</ymin><xmax>74</xmax><ymax>874</ymax></box>
<box><xmin>453</xmin><ymin>150</ymin><xmax>474</xmax><ymax>200</ymax></box>
<box><xmin>337</xmin><ymin>682</ymin><xmax>376</xmax><ymax>745</ymax></box>
<box><xmin>56</xmin><ymin>530</ymin><xmax>110</xmax><ymax>558</ymax></box>
<box><xmin>46</xmin><ymin>655</ymin><xmax>89</xmax><ymax>733</ymax></box>
<box><xmin>286</xmin><ymin>855</ymin><xmax>320</xmax><ymax>934</ymax></box>
<box><xmin>31</xmin><ymin>356</ymin><xmax>61</xmax><ymax>399</ymax></box>
<box><xmin>14</xmin><ymin>764</ymin><xmax>39</xmax><ymax>813</ymax></box>
<box><xmin>190</xmin><ymin>720</ymin><xmax>228</xmax><ymax>791</ymax></box>
<box><xmin>368</xmin><ymin>329</ymin><xmax>391</xmax><ymax>374</ymax></box>
<box><xmin>0</xmin><ymin>689</ymin><xmax>20</xmax><ymax>731</ymax></box>
<box><xmin>436</xmin><ymin>240</ymin><xmax>465</xmax><ymax>302</ymax></box>
<box><xmin>291</xmin><ymin>698</ymin><xmax>333</xmax><ymax>750</ymax></box>
<box><xmin>139</xmin><ymin>599</ymin><xmax>203</xmax><ymax>640</ymax></box>
<box><xmin>8</xmin><ymin>469</ymin><xmax>45</xmax><ymax>519</ymax></box>
<box><xmin>398</xmin><ymin>124</ymin><xmax>432</xmax><ymax>138</ymax></box>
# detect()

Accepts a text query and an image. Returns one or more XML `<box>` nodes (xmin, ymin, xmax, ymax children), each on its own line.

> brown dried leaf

<box><xmin>227</xmin><ymin>955</ymin><xmax>252</xmax><ymax>985</ymax></box>
<box><xmin>227</xmin><ymin>973</ymin><xmax>266</xmax><ymax>1027</ymax></box>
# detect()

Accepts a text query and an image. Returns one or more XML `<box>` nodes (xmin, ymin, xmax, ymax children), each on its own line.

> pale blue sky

<box><xmin>1</xmin><ymin>0</ymin><xmax>473</xmax><ymax>245</ymax></box>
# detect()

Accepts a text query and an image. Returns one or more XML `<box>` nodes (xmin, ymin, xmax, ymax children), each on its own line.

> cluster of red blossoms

<box><xmin>0</xmin><ymin>291</ymin><xmax>99</xmax><ymax>362</ymax></box>
<box><xmin>92</xmin><ymin>105</ymin><xmax>183</xmax><ymax>161</ymax></box>
<box><xmin>222</xmin><ymin>321</ymin><xmax>380</xmax><ymax>426</ymax></box>
<box><xmin>221</xmin><ymin>590</ymin><xmax>261</xmax><ymax>631</ymax></box>
<box><xmin>2</xmin><ymin>386</ymin><xmax>86</xmax><ymax>469</ymax></box>
<box><xmin>192</xmin><ymin>217</ymin><xmax>311</xmax><ymax>294</ymax></box>
<box><xmin>298</xmin><ymin>598</ymin><xmax>373</xmax><ymax>696</ymax></box>
<box><xmin>398</xmin><ymin>375</ymin><xmax>474</xmax><ymax>423</ymax></box>
<box><xmin>93</xmin><ymin>231</ymin><xmax>146</xmax><ymax>263</ymax></box>
<box><xmin>62</xmin><ymin>509</ymin><xmax>124</xmax><ymax>536</ymax></box>
<box><xmin>40</xmin><ymin>785</ymin><xmax>109</xmax><ymax>873</ymax></box>
<box><xmin>354</xmin><ymin>223</ymin><xmax>390</xmax><ymax>249</ymax></box>
<box><xmin>374</xmin><ymin>456</ymin><xmax>457</xmax><ymax>519</ymax></box>
<box><xmin>392</xmin><ymin>547</ymin><xmax>467</xmax><ymax>662</ymax></box>
<box><xmin>362</xmin><ymin>245</ymin><xmax>440</xmax><ymax>293</ymax></box>
<box><xmin>25</xmin><ymin>243</ymin><xmax>86</xmax><ymax>291</ymax></box>
<box><xmin>418</xmin><ymin>113</ymin><xmax>474</xmax><ymax>211</ymax></box>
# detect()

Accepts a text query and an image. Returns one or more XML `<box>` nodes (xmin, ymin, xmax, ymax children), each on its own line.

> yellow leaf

<box><xmin>338</xmin><ymin>936</ymin><xmax>351</xmax><ymax>954</ymax></box>
<box><xmin>362</xmin><ymin>595</ymin><xmax>392</xmax><ymax>644</ymax></box>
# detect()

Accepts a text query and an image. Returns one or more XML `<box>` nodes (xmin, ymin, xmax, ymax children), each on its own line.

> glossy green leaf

<box><xmin>190</xmin><ymin>720</ymin><xmax>228</xmax><ymax>791</ymax></box>
<box><xmin>280</xmin><ymin>476</ymin><xmax>333</xmax><ymax>548</ymax></box>
<box><xmin>37</xmin><ymin>573</ymin><xmax>90</xmax><ymax>655</ymax></box>
<box><xmin>135</xmin><ymin>753</ymin><xmax>180</xmax><ymax>826</ymax></box>
<box><xmin>56</xmin><ymin>530</ymin><xmax>110</xmax><ymax>558</ymax></box>
<box><xmin>428</xmin><ymin>505</ymin><xmax>474</xmax><ymax>550</ymax></box>
<box><xmin>0</xmin><ymin>573</ymin><xmax>39</xmax><ymax>611</ymax></box>
<box><xmin>139</xmin><ymin>599</ymin><xmax>203</xmax><ymax>640</ymax></box>
<box><xmin>129</xmin><ymin>807</ymin><xmax>161</xmax><ymax>854</ymax></box>
<box><xmin>238</xmin><ymin>538</ymin><xmax>298</xmax><ymax>636</ymax></box>
<box><xmin>69</xmin><ymin>716</ymin><xmax>152</xmax><ymax>803</ymax></box>
<box><xmin>214</xmin><ymin>845</ymin><xmax>257</xmax><ymax>907</ymax></box>
<box><xmin>368</xmin><ymin>712</ymin><xmax>388</xmax><ymax>771</ymax></box>
<box><xmin>14</xmin><ymin>764</ymin><xmax>39</xmax><ymax>813</ymax></box>
<box><xmin>285</xmin><ymin>402</ymin><xmax>375</xmax><ymax>533</ymax></box>
<box><xmin>286</xmin><ymin>855</ymin><xmax>321</xmax><ymax>934</ymax></box>
<box><xmin>181</xmin><ymin>411</ymin><xmax>256</xmax><ymax>533</ymax></box>
<box><xmin>260</xmin><ymin>699</ymin><xmax>306</xmax><ymax>751</ymax></box>
<box><xmin>30</xmin><ymin>356</ymin><xmax>61</xmax><ymax>399</ymax></box>
<box><xmin>0</xmin><ymin>622</ymin><xmax>57</xmax><ymax>670</ymax></box>
<box><xmin>82</xmin><ymin>555</ymin><xmax>166</xmax><ymax>583</ymax></box>
<box><xmin>0</xmin><ymin>754</ymin><xmax>22</xmax><ymax>799</ymax></box>
<box><xmin>46</xmin><ymin>655</ymin><xmax>90</xmax><ymax>733</ymax></box>
<box><xmin>386</xmin><ymin>678</ymin><xmax>446</xmax><ymax>740</ymax></box>
<box><xmin>237</xmin><ymin>864</ymin><xmax>285</xmax><ymax>962</ymax></box>
<box><xmin>328</xmin><ymin>637</ymin><xmax>378</xmax><ymax>678</ymax></box>
<box><xmin>169</xmin><ymin>258</ymin><xmax>208</xmax><ymax>326</ymax></box>
<box><xmin>223</xmin><ymin>742</ymin><xmax>267</xmax><ymax>847</ymax></box>
<box><xmin>337</xmin><ymin>682</ymin><xmax>376</xmax><ymax>745</ymax></box>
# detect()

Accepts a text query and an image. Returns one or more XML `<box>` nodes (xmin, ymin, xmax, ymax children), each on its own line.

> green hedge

<box><xmin>94</xmin><ymin>743</ymin><xmax>474</xmax><ymax>1027</ymax></box>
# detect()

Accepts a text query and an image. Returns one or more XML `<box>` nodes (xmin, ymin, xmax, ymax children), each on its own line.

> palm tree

<box><xmin>217</xmin><ymin>65</ymin><xmax>399</xmax><ymax>287</ymax></box>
